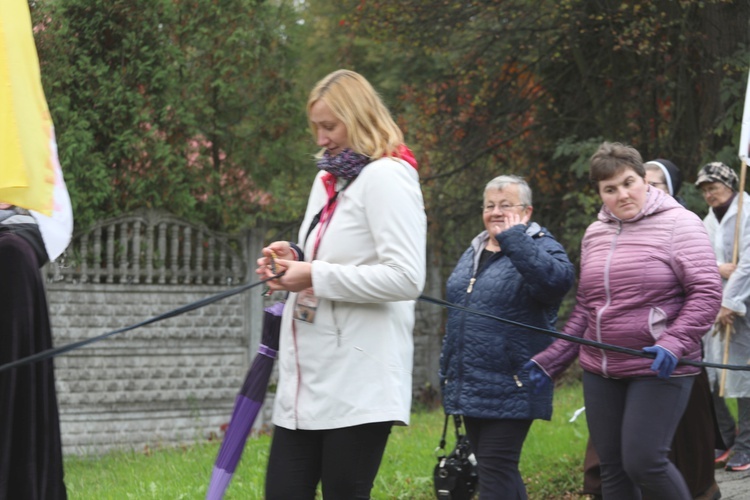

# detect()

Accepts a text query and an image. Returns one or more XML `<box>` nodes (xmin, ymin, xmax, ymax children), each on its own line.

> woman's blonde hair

<box><xmin>307</xmin><ymin>69</ymin><xmax>404</xmax><ymax>159</ymax></box>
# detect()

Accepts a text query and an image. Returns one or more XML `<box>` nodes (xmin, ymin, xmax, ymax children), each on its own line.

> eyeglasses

<box><xmin>701</xmin><ymin>184</ymin><xmax>727</xmax><ymax>196</ymax></box>
<box><xmin>483</xmin><ymin>203</ymin><xmax>526</xmax><ymax>213</ymax></box>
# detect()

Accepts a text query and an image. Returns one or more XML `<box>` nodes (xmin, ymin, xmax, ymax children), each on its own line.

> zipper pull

<box><xmin>513</xmin><ymin>374</ymin><xmax>523</xmax><ymax>387</ymax></box>
<box><xmin>467</xmin><ymin>277</ymin><xmax>476</xmax><ymax>293</ymax></box>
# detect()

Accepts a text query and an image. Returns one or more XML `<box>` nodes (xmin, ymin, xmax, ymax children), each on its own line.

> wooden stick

<box><xmin>720</xmin><ymin>159</ymin><xmax>747</xmax><ymax>397</ymax></box>
<box><xmin>719</xmin><ymin>324</ymin><xmax>732</xmax><ymax>397</ymax></box>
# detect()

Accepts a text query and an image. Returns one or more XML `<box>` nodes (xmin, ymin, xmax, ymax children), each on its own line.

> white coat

<box><xmin>703</xmin><ymin>191</ymin><xmax>750</xmax><ymax>397</ymax></box>
<box><xmin>272</xmin><ymin>157</ymin><xmax>427</xmax><ymax>430</ymax></box>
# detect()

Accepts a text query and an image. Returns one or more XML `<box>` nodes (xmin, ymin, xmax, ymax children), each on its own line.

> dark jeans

<box><xmin>583</xmin><ymin>368</ymin><xmax>720</xmax><ymax>498</ymax></box>
<box><xmin>583</xmin><ymin>371</ymin><xmax>693</xmax><ymax>500</ymax></box>
<box><xmin>463</xmin><ymin>416</ymin><xmax>533</xmax><ymax>500</ymax></box>
<box><xmin>265</xmin><ymin>421</ymin><xmax>392</xmax><ymax>500</ymax></box>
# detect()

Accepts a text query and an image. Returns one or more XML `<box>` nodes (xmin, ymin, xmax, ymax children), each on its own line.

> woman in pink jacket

<box><xmin>528</xmin><ymin>142</ymin><xmax>722</xmax><ymax>499</ymax></box>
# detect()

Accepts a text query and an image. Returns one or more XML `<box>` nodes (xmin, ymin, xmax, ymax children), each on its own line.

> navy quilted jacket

<box><xmin>440</xmin><ymin>223</ymin><xmax>574</xmax><ymax>420</ymax></box>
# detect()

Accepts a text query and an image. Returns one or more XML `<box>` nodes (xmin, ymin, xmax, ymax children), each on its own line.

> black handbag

<box><xmin>433</xmin><ymin>414</ymin><xmax>478</xmax><ymax>500</ymax></box>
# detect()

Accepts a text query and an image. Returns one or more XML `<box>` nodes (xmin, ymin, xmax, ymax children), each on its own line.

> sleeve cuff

<box><xmin>723</xmin><ymin>298</ymin><xmax>747</xmax><ymax>316</ymax></box>
<box><xmin>289</xmin><ymin>242</ymin><xmax>304</xmax><ymax>262</ymax></box>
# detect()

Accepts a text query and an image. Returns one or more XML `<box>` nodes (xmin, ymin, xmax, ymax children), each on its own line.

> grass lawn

<box><xmin>64</xmin><ymin>382</ymin><xmax>592</xmax><ymax>499</ymax></box>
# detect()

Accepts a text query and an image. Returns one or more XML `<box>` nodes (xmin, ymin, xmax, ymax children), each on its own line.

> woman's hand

<box><xmin>522</xmin><ymin>360</ymin><xmax>551</xmax><ymax>394</ymax></box>
<box><xmin>716</xmin><ymin>306</ymin><xmax>737</xmax><ymax>327</ymax></box>
<box><xmin>270</xmin><ymin>260</ymin><xmax>313</xmax><ymax>293</ymax></box>
<box><xmin>256</xmin><ymin>242</ymin><xmax>294</xmax><ymax>277</ymax></box>
<box><xmin>718</xmin><ymin>263</ymin><xmax>737</xmax><ymax>280</ymax></box>
<box><xmin>490</xmin><ymin>211</ymin><xmax>531</xmax><ymax>238</ymax></box>
<box><xmin>256</xmin><ymin>242</ymin><xmax>296</xmax><ymax>291</ymax></box>
<box><xmin>643</xmin><ymin>345</ymin><xmax>678</xmax><ymax>379</ymax></box>
<box><xmin>256</xmin><ymin>241</ymin><xmax>295</xmax><ymax>267</ymax></box>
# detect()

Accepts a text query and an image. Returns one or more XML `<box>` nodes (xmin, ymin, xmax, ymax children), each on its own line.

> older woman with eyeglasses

<box><xmin>697</xmin><ymin>161</ymin><xmax>750</xmax><ymax>473</ymax></box>
<box><xmin>439</xmin><ymin>175</ymin><xmax>575</xmax><ymax>499</ymax></box>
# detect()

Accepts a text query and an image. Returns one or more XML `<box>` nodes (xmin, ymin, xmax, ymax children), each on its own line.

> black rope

<box><xmin>1</xmin><ymin>279</ymin><xmax>747</xmax><ymax>373</ymax></box>
<box><xmin>0</xmin><ymin>274</ymin><xmax>283</xmax><ymax>374</ymax></box>
<box><xmin>418</xmin><ymin>294</ymin><xmax>750</xmax><ymax>372</ymax></box>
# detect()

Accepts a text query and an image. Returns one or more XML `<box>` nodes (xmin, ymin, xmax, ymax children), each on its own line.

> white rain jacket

<box><xmin>272</xmin><ymin>157</ymin><xmax>427</xmax><ymax>430</ymax></box>
<box><xmin>703</xmin><ymin>192</ymin><xmax>750</xmax><ymax>397</ymax></box>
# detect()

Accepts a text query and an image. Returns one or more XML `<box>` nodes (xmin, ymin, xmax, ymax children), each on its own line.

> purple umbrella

<box><xmin>206</xmin><ymin>301</ymin><xmax>284</xmax><ymax>499</ymax></box>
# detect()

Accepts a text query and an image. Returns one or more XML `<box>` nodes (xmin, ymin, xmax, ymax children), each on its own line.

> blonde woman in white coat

<box><xmin>697</xmin><ymin>161</ymin><xmax>750</xmax><ymax>472</ymax></box>
<box><xmin>256</xmin><ymin>69</ymin><xmax>427</xmax><ymax>499</ymax></box>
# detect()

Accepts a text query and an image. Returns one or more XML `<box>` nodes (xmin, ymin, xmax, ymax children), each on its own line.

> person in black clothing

<box><xmin>0</xmin><ymin>205</ymin><xmax>67</xmax><ymax>499</ymax></box>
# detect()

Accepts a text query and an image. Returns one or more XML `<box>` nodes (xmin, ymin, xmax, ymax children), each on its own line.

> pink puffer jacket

<box><xmin>533</xmin><ymin>188</ymin><xmax>722</xmax><ymax>379</ymax></box>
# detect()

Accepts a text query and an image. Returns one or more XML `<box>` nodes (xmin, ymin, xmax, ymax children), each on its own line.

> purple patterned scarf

<box><xmin>316</xmin><ymin>149</ymin><xmax>371</xmax><ymax>180</ymax></box>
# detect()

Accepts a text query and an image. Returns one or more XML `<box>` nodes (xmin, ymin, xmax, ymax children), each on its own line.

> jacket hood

<box><xmin>597</xmin><ymin>186</ymin><xmax>681</xmax><ymax>224</ymax></box>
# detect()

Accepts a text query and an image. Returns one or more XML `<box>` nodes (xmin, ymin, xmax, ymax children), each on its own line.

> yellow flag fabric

<box><xmin>0</xmin><ymin>0</ymin><xmax>73</xmax><ymax>261</ymax></box>
<box><xmin>0</xmin><ymin>0</ymin><xmax>55</xmax><ymax>215</ymax></box>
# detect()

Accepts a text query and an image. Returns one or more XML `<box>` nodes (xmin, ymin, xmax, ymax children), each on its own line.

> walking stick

<box><xmin>719</xmin><ymin>159</ymin><xmax>747</xmax><ymax>397</ymax></box>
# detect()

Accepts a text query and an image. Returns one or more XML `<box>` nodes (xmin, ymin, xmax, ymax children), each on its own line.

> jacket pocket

<box><xmin>648</xmin><ymin>306</ymin><xmax>668</xmax><ymax>341</ymax></box>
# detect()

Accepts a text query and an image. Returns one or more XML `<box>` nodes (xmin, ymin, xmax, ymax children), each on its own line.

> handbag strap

<box><xmin>303</xmin><ymin>179</ymin><xmax>353</xmax><ymax>246</ymax></box>
<box><xmin>438</xmin><ymin>413</ymin><xmax>466</xmax><ymax>452</ymax></box>
<box><xmin>438</xmin><ymin>413</ymin><xmax>450</xmax><ymax>451</ymax></box>
<box><xmin>452</xmin><ymin>414</ymin><xmax>465</xmax><ymax>439</ymax></box>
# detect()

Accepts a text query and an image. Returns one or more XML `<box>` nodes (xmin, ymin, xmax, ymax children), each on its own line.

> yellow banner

<box><xmin>0</xmin><ymin>0</ymin><xmax>55</xmax><ymax>215</ymax></box>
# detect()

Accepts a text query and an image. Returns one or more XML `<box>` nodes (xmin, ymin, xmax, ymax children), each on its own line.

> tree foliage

<box><xmin>28</xmin><ymin>0</ymin><xmax>750</xmax><ymax>283</ymax></box>
<box><xmin>342</xmin><ymin>0</ymin><xmax>750</xmax><ymax>273</ymax></box>
<box><xmin>32</xmin><ymin>0</ymin><xmax>310</xmax><ymax>232</ymax></box>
